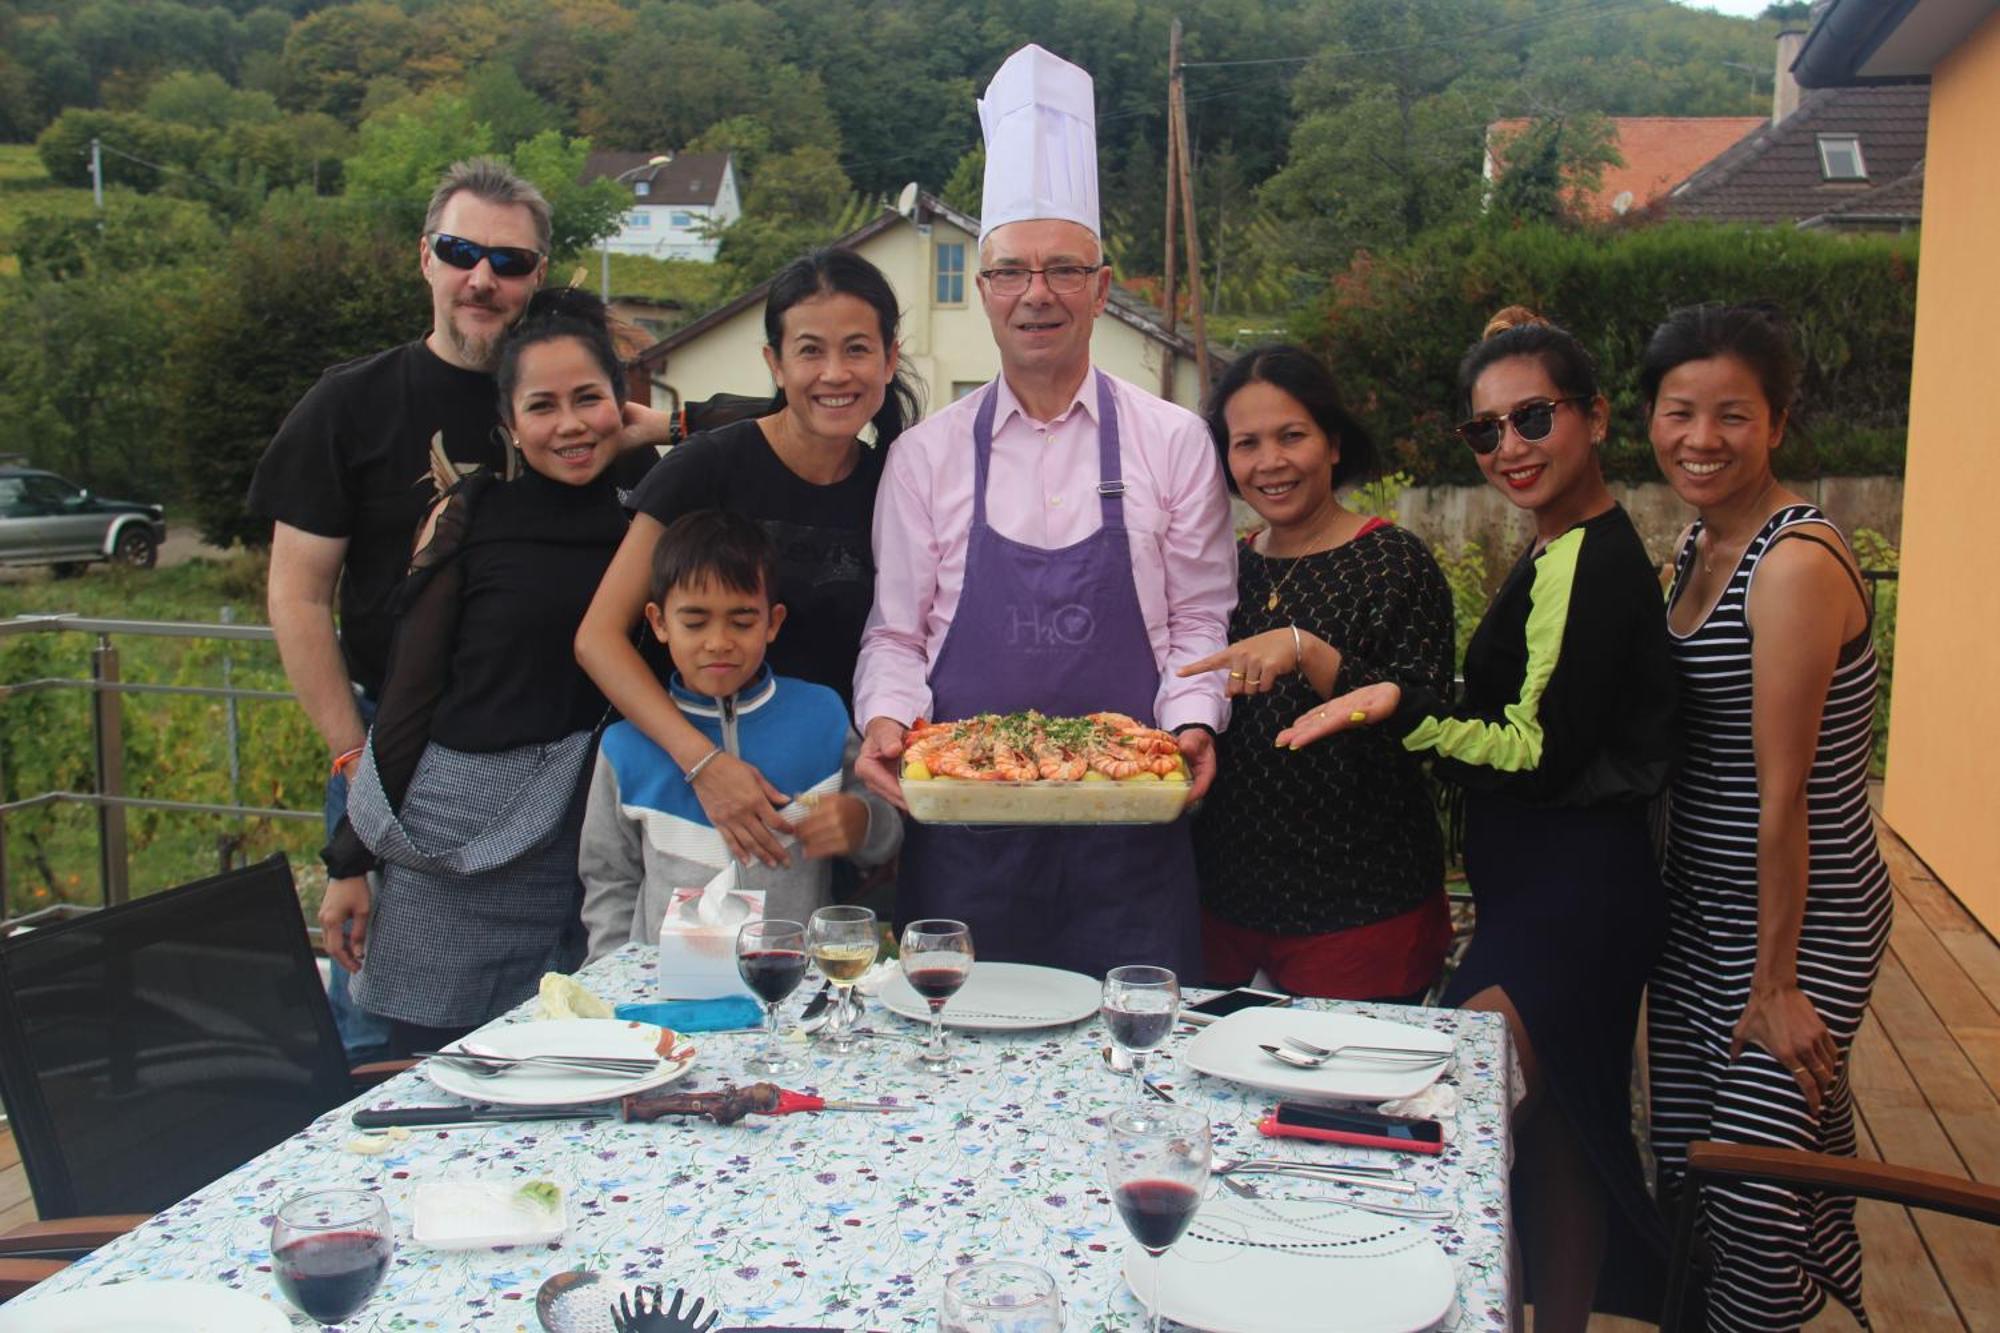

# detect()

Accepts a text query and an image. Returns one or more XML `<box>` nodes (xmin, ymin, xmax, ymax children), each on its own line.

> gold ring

<box><xmin>1229</xmin><ymin>671</ymin><xmax>1246</xmax><ymax>679</ymax></box>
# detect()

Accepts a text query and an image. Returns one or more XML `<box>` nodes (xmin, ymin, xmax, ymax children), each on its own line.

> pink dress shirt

<box><xmin>856</xmin><ymin>366</ymin><xmax>1237</xmax><ymax>732</ymax></box>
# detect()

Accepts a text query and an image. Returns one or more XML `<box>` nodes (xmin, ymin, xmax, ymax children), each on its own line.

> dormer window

<box><xmin>1817</xmin><ymin>134</ymin><xmax>1867</xmax><ymax>181</ymax></box>
<box><xmin>634</xmin><ymin>180</ymin><xmax>651</xmax><ymax>197</ymax></box>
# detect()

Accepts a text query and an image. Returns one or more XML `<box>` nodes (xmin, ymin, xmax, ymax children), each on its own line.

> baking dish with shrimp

<box><xmin>898</xmin><ymin>711</ymin><xmax>1192</xmax><ymax>825</ymax></box>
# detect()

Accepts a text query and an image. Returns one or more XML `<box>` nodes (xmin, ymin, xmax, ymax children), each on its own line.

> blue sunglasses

<box><xmin>427</xmin><ymin>232</ymin><xmax>542</xmax><ymax>279</ymax></box>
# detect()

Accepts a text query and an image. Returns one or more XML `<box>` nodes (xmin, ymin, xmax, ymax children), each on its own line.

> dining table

<box><xmin>9</xmin><ymin>945</ymin><xmax>1517</xmax><ymax>1330</ymax></box>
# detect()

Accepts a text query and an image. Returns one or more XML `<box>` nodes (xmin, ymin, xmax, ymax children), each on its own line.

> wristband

<box><xmin>1290</xmin><ymin>623</ymin><xmax>1304</xmax><ymax>673</ymax></box>
<box><xmin>1172</xmin><ymin>722</ymin><xmax>1216</xmax><ymax>739</ymax></box>
<box><xmin>683</xmin><ymin>745</ymin><xmax>725</xmax><ymax>783</ymax></box>
<box><xmin>331</xmin><ymin>746</ymin><xmax>364</xmax><ymax>780</ymax></box>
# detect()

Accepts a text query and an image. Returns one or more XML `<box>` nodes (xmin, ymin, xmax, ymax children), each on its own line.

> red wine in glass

<box><xmin>1113</xmin><ymin>1179</ymin><xmax>1203</xmax><ymax>1253</ymax></box>
<box><xmin>274</xmin><ymin>1230</ymin><xmax>393</xmax><ymax>1324</ymax></box>
<box><xmin>900</xmin><ymin>919</ymin><xmax>973</xmax><ymax>1072</ymax></box>
<box><xmin>905</xmin><ymin>965</ymin><xmax>969</xmax><ymax>1003</ymax></box>
<box><xmin>739</xmin><ymin>948</ymin><xmax>809</xmax><ymax>1005</ymax></box>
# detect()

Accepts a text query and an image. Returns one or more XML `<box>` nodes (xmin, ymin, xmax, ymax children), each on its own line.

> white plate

<box><xmin>0</xmin><ymin>1280</ymin><xmax>291</xmax><ymax>1331</ymax></box>
<box><xmin>1181</xmin><ymin>1008</ymin><xmax>1454</xmax><ymax>1103</ymax></box>
<box><xmin>413</xmin><ymin>1178</ymin><xmax>566</xmax><ymax>1249</ymax></box>
<box><xmin>425</xmin><ymin>1019</ymin><xmax>693</xmax><ymax>1107</ymax></box>
<box><xmin>878</xmin><ymin>961</ymin><xmax>1100</xmax><ymax>1031</ymax></box>
<box><xmin>1128</xmin><ymin>1193</ymin><xmax>1454</xmax><ymax>1333</ymax></box>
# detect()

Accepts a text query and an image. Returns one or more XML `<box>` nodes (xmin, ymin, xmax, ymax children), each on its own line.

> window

<box><xmin>952</xmin><ymin>381</ymin><xmax>985</xmax><ymax>401</ymax></box>
<box><xmin>670</xmin><ymin>211</ymin><xmax>694</xmax><ymax>227</ymax></box>
<box><xmin>633</xmin><ymin>181</ymin><xmax>651</xmax><ymax>198</ymax></box>
<box><xmin>625</xmin><ymin>211</ymin><xmax>650</xmax><ymax>229</ymax></box>
<box><xmin>1817</xmin><ymin>134</ymin><xmax>1867</xmax><ymax>181</ymax></box>
<box><xmin>935</xmin><ymin>241</ymin><xmax>966</xmax><ymax>305</ymax></box>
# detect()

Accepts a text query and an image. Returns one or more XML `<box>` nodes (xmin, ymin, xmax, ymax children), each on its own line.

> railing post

<box><xmin>221</xmin><ymin>606</ymin><xmax>241</xmax><ymax>806</ymax></box>
<box><xmin>91</xmin><ymin>634</ymin><xmax>129</xmax><ymax>906</ymax></box>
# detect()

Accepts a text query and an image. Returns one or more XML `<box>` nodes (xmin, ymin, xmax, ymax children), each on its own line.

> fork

<box><xmin>1280</xmin><ymin>1034</ymin><xmax>1452</xmax><ymax>1064</ymax></box>
<box><xmin>610</xmin><ymin>1285</ymin><xmax>720</xmax><ymax>1333</ymax></box>
<box><xmin>422</xmin><ymin>1049</ymin><xmax>660</xmax><ymax>1078</ymax></box>
<box><xmin>1214</xmin><ymin>1161</ymin><xmax>1418</xmax><ymax>1194</ymax></box>
<box><xmin>1220</xmin><ymin>1175</ymin><xmax>1452</xmax><ymax>1218</ymax></box>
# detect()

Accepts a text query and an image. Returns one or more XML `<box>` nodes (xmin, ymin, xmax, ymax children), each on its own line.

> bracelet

<box><xmin>1290</xmin><ymin>623</ymin><xmax>1304</xmax><ymax>674</ymax></box>
<box><xmin>331</xmin><ymin>746</ymin><xmax>364</xmax><ymax>779</ymax></box>
<box><xmin>683</xmin><ymin>745</ymin><xmax>725</xmax><ymax>783</ymax></box>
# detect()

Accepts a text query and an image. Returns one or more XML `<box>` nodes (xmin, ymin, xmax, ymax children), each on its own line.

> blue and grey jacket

<box><xmin>578</xmin><ymin>666</ymin><xmax>901</xmax><ymax>962</ymax></box>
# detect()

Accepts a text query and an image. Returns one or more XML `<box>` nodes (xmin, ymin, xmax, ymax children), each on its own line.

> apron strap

<box><xmin>970</xmin><ymin>381</ymin><xmax>1001</xmax><ymax>531</ymax></box>
<box><xmin>1094</xmin><ymin>370</ymin><xmax>1126</xmax><ymax>527</ymax></box>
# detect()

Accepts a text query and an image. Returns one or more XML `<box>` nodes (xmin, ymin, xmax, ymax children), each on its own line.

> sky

<box><xmin>1675</xmin><ymin>0</ymin><xmax>1778</xmax><ymax>17</ymax></box>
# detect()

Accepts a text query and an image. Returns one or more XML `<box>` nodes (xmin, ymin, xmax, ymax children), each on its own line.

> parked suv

<box><xmin>0</xmin><ymin>460</ymin><xmax>166</xmax><ymax>574</ymax></box>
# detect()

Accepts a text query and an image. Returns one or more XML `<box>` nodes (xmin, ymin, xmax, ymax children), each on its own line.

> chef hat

<box><xmin>977</xmin><ymin>44</ymin><xmax>1099</xmax><ymax>245</ymax></box>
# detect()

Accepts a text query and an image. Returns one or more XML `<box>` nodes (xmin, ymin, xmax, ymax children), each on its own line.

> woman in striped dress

<box><xmin>1644</xmin><ymin>303</ymin><xmax>1892</xmax><ymax>1331</ymax></box>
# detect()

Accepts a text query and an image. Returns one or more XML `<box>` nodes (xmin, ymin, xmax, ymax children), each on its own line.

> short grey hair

<box><xmin>423</xmin><ymin>157</ymin><xmax>552</xmax><ymax>254</ymax></box>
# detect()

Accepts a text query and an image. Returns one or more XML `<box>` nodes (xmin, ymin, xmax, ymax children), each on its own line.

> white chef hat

<box><xmin>977</xmin><ymin>44</ymin><xmax>1099</xmax><ymax>245</ymax></box>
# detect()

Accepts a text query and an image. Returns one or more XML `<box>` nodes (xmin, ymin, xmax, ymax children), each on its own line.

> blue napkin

<box><xmin>615</xmin><ymin>996</ymin><xmax>763</xmax><ymax>1032</ymax></box>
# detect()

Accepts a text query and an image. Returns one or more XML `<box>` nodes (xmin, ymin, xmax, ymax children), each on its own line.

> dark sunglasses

<box><xmin>1453</xmin><ymin>395</ymin><xmax>1591</xmax><ymax>455</ymax></box>
<box><xmin>427</xmin><ymin>232</ymin><xmax>543</xmax><ymax>279</ymax></box>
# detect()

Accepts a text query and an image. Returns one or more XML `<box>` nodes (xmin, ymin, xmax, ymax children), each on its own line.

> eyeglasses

<box><xmin>427</xmin><ymin>233</ymin><xmax>543</xmax><ymax>279</ymax></box>
<box><xmin>978</xmin><ymin>263</ymin><xmax>1106</xmax><ymax>296</ymax></box>
<box><xmin>1453</xmin><ymin>395</ymin><xmax>1591</xmax><ymax>455</ymax></box>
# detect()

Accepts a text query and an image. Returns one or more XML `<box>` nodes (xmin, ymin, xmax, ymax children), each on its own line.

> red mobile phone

<box><xmin>1257</xmin><ymin>1101</ymin><xmax>1445</xmax><ymax>1155</ymax></box>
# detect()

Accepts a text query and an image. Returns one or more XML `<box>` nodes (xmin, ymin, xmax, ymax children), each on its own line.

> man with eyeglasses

<box><xmin>247</xmin><ymin>158</ymin><xmax>554</xmax><ymax>1057</ymax></box>
<box><xmin>854</xmin><ymin>46</ymin><xmax>1235</xmax><ymax>979</ymax></box>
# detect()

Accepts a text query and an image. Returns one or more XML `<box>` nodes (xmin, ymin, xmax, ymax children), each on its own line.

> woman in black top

<box><xmin>320</xmin><ymin>288</ymin><xmax>631</xmax><ymax>1054</ymax></box>
<box><xmin>1177</xmin><ymin>346</ymin><xmax>1454</xmax><ymax>1001</ymax></box>
<box><xmin>576</xmin><ymin>249</ymin><xmax>922</xmax><ymax>870</ymax></box>
<box><xmin>1279</xmin><ymin>309</ymin><xmax>1677</xmax><ymax>1329</ymax></box>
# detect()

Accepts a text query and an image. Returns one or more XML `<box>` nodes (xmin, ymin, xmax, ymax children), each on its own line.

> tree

<box><xmin>35</xmin><ymin>108</ymin><xmax>217</xmax><ymax>192</ymax></box>
<box><xmin>167</xmin><ymin>194</ymin><xmax>429</xmax><ymax>547</ymax></box>
<box><xmin>277</xmin><ymin>2</ymin><xmax>421</xmax><ymax>122</ymax></box>
<box><xmin>465</xmin><ymin>61</ymin><xmax>560</xmax><ymax>154</ymax></box>
<box><xmin>142</xmin><ymin>70</ymin><xmax>281</xmax><ymax>130</ymax></box>
<box><xmin>1486</xmin><ymin>113</ymin><xmax>1622</xmax><ymax>225</ymax></box>
<box><xmin>341</xmin><ymin>92</ymin><xmax>494</xmax><ymax>231</ymax></box>
<box><xmin>714</xmin><ymin>145</ymin><xmax>874</xmax><ymax>286</ymax></box>
<box><xmin>940</xmin><ymin>145</ymin><xmax>982</xmax><ymax>218</ymax></box>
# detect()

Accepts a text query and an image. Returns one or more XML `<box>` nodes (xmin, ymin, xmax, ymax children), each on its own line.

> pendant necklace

<box><xmin>1260</xmin><ymin>515</ymin><xmax>1344</xmax><ymax>613</ymax></box>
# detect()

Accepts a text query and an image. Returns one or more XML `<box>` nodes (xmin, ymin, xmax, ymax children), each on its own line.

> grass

<box><xmin>1</xmin><ymin>554</ymin><xmax>326</xmax><ymax>919</ymax></box>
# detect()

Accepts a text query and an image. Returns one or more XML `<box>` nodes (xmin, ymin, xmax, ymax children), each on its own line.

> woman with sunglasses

<box><xmin>576</xmin><ymin>249</ymin><xmax>921</xmax><ymax>872</ymax></box>
<box><xmin>320</xmin><ymin>287</ymin><xmax>634</xmax><ymax>1053</ymax></box>
<box><xmin>1278</xmin><ymin>307</ymin><xmax>1677</xmax><ymax>1328</ymax></box>
<box><xmin>1643</xmin><ymin>304</ymin><xmax>1888</xmax><ymax>1332</ymax></box>
<box><xmin>1175</xmin><ymin>345</ymin><xmax>1455</xmax><ymax>1001</ymax></box>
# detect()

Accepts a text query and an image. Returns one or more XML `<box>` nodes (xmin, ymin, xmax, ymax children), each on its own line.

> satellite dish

<box><xmin>1612</xmin><ymin>190</ymin><xmax>1635</xmax><ymax>216</ymax></box>
<box><xmin>896</xmin><ymin>182</ymin><xmax>920</xmax><ymax>218</ymax></box>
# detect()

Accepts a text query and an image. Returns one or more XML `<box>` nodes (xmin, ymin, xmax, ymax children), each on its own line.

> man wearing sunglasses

<box><xmin>247</xmin><ymin>158</ymin><xmax>552</xmax><ymax>1060</ymax></box>
<box><xmin>853</xmin><ymin>47</ymin><xmax>1234</xmax><ymax>980</ymax></box>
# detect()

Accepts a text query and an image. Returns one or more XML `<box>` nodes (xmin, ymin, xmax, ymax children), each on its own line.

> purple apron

<box><xmin>897</xmin><ymin>372</ymin><xmax>1202</xmax><ymax>979</ymax></box>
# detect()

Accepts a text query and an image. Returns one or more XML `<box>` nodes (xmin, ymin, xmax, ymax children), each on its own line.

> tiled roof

<box><xmin>1663</xmin><ymin>85</ymin><xmax>1929</xmax><ymax>226</ymax></box>
<box><xmin>581</xmin><ymin>151</ymin><xmax>733</xmax><ymax>206</ymax></box>
<box><xmin>1801</xmin><ymin>160</ymin><xmax>1926</xmax><ymax>229</ymax></box>
<box><xmin>1486</xmin><ymin>116</ymin><xmax>1766</xmax><ymax>218</ymax></box>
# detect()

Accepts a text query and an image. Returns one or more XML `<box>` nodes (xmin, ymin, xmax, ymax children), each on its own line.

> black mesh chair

<box><xmin>0</xmin><ymin>855</ymin><xmax>404</xmax><ymax>1240</ymax></box>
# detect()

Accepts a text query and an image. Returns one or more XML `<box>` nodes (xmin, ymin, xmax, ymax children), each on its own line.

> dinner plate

<box><xmin>425</xmin><ymin>1019</ymin><xmax>693</xmax><ymax>1107</ymax></box>
<box><xmin>1181</xmin><ymin>1008</ymin><xmax>1454</xmax><ymax>1103</ymax></box>
<box><xmin>1126</xmin><ymin>1193</ymin><xmax>1454</xmax><ymax>1333</ymax></box>
<box><xmin>0</xmin><ymin>1279</ymin><xmax>292</xmax><ymax>1331</ymax></box>
<box><xmin>878</xmin><ymin>961</ymin><xmax>1100</xmax><ymax>1031</ymax></box>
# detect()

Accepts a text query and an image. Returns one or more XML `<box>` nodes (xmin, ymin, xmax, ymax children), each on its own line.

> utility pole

<box><xmin>1159</xmin><ymin>19</ymin><xmax>1182</xmax><ymax>402</ymax></box>
<box><xmin>1168</xmin><ymin>34</ymin><xmax>1212</xmax><ymax>395</ymax></box>
<box><xmin>89</xmin><ymin>137</ymin><xmax>104</xmax><ymax>210</ymax></box>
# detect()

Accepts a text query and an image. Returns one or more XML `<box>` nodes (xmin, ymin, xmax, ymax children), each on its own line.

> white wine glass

<box><xmin>807</xmin><ymin>904</ymin><xmax>877</xmax><ymax>1054</ymax></box>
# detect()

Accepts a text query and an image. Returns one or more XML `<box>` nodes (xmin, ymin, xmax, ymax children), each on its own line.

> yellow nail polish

<box><xmin>1350</xmin><ymin>710</ymin><xmax>1368</xmax><ymax>723</ymax></box>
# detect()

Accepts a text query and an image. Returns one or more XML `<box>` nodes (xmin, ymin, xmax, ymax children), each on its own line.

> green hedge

<box><xmin>1297</xmin><ymin>221</ymin><xmax>1919</xmax><ymax>485</ymax></box>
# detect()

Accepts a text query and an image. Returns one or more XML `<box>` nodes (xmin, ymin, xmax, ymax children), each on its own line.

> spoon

<box><xmin>1259</xmin><ymin>1042</ymin><xmax>1448</xmax><ymax>1070</ymax></box>
<box><xmin>537</xmin><ymin>1269</ymin><xmax>615</xmax><ymax>1333</ymax></box>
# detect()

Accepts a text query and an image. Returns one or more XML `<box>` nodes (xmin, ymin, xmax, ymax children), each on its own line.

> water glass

<box><xmin>938</xmin><ymin>1259</ymin><xmax>1064</xmax><ymax>1333</ymax></box>
<box><xmin>1101</xmin><ymin>964</ymin><xmax>1179</xmax><ymax>1099</ymax></box>
<box><xmin>808</xmin><ymin>904</ymin><xmax>878</xmax><ymax>1053</ymax></box>
<box><xmin>271</xmin><ymin>1188</ymin><xmax>394</xmax><ymax>1326</ymax></box>
<box><xmin>1104</xmin><ymin>1105</ymin><xmax>1212</xmax><ymax>1333</ymax></box>
<box><xmin>737</xmin><ymin>918</ymin><xmax>809</xmax><ymax>1077</ymax></box>
<box><xmin>900</xmin><ymin>918</ymin><xmax>973</xmax><ymax>1071</ymax></box>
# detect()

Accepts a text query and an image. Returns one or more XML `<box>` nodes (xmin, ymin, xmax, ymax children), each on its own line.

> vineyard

<box><xmin>0</xmin><ymin>556</ymin><xmax>325</xmax><ymax>919</ymax></box>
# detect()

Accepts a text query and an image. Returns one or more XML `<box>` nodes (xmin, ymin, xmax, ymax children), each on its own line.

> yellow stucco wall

<box><xmin>1881</xmin><ymin>9</ymin><xmax>2000</xmax><ymax>934</ymax></box>
<box><xmin>650</xmin><ymin>213</ymin><xmax>1205</xmax><ymax>418</ymax></box>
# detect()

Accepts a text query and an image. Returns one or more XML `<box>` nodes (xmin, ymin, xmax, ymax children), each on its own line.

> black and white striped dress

<box><xmin>1648</xmin><ymin>504</ymin><xmax>1892</xmax><ymax>1331</ymax></box>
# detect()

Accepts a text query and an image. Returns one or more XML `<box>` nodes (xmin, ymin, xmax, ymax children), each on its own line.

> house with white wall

<box><xmin>583</xmin><ymin>151</ymin><xmax>741</xmax><ymax>263</ymax></box>
<box><xmin>628</xmin><ymin>192</ymin><xmax>1215</xmax><ymax>417</ymax></box>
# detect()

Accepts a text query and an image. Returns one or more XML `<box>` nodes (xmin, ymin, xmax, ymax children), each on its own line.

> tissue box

<box><xmin>657</xmin><ymin>884</ymin><xmax>762</xmax><ymax>1001</ymax></box>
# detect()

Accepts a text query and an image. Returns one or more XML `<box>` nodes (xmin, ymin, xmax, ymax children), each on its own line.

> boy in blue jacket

<box><xmin>579</xmin><ymin>511</ymin><xmax>900</xmax><ymax>961</ymax></box>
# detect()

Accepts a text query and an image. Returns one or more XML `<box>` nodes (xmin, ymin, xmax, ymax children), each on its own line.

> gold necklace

<box><xmin>1259</xmin><ymin>516</ymin><xmax>1345</xmax><ymax>612</ymax></box>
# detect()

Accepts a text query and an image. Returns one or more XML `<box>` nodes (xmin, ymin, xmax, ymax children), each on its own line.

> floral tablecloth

<box><xmin>19</xmin><ymin>947</ymin><xmax>1514</xmax><ymax>1330</ymax></box>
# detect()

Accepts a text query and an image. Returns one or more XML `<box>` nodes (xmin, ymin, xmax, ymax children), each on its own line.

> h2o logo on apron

<box><xmin>1007</xmin><ymin>602</ymin><xmax>1097</xmax><ymax>648</ymax></box>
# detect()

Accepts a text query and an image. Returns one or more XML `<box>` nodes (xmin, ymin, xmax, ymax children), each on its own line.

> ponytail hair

<box><xmin>1456</xmin><ymin>305</ymin><xmax>1599</xmax><ymax>413</ymax></box>
<box><xmin>763</xmin><ymin>248</ymin><xmax>924</xmax><ymax>447</ymax></box>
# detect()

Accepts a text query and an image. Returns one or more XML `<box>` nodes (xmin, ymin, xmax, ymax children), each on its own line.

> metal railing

<box><xmin>0</xmin><ymin>613</ymin><xmax>319</xmax><ymax>922</ymax></box>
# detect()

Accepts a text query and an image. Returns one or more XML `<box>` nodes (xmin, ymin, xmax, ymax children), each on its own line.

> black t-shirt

<box><xmin>627</xmin><ymin>418</ymin><xmax>883</xmax><ymax>705</ymax></box>
<box><xmin>248</xmin><ymin>339</ymin><xmax>505</xmax><ymax>697</ymax></box>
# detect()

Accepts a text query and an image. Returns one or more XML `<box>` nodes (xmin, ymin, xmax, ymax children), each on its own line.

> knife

<box><xmin>353</xmin><ymin>1103</ymin><xmax>618</xmax><ymax>1129</ymax></box>
<box><xmin>353</xmin><ymin>1082</ymin><xmax>904</xmax><ymax>1131</ymax></box>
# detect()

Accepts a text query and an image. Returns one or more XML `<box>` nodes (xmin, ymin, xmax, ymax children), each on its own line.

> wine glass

<box><xmin>737</xmin><ymin>918</ymin><xmax>809</xmax><ymax>1077</ymax></box>
<box><xmin>1101</xmin><ymin>965</ymin><xmax>1179</xmax><ymax>1099</ymax></box>
<box><xmin>900</xmin><ymin>918</ymin><xmax>973</xmax><ymax>1072</ymax></box>
<box><xmin>1104</xmin><ymin>1105</ymin><xmax>1211</xmax><ymax>1333</ymax></box>
<box><xmin>807</xmin><ymin>904</ymin><xmax>878</xmax><ymax>1053</ymax></box>
<box><xmin>938</xmin><ymin>1259</ymin><xmax>1064</xmax><ymax>1332</ymax></box>
<box><xmin>271</xmin><ymin>1188</ymin><xmax>394</xmax><ymax>1327</ymax></box>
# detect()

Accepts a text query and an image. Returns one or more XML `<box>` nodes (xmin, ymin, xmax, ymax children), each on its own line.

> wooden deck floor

<box><xmin>3</xmin><ymin>816</ymin><xmax>1996</xmax><ymax>1327</ymax></box>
